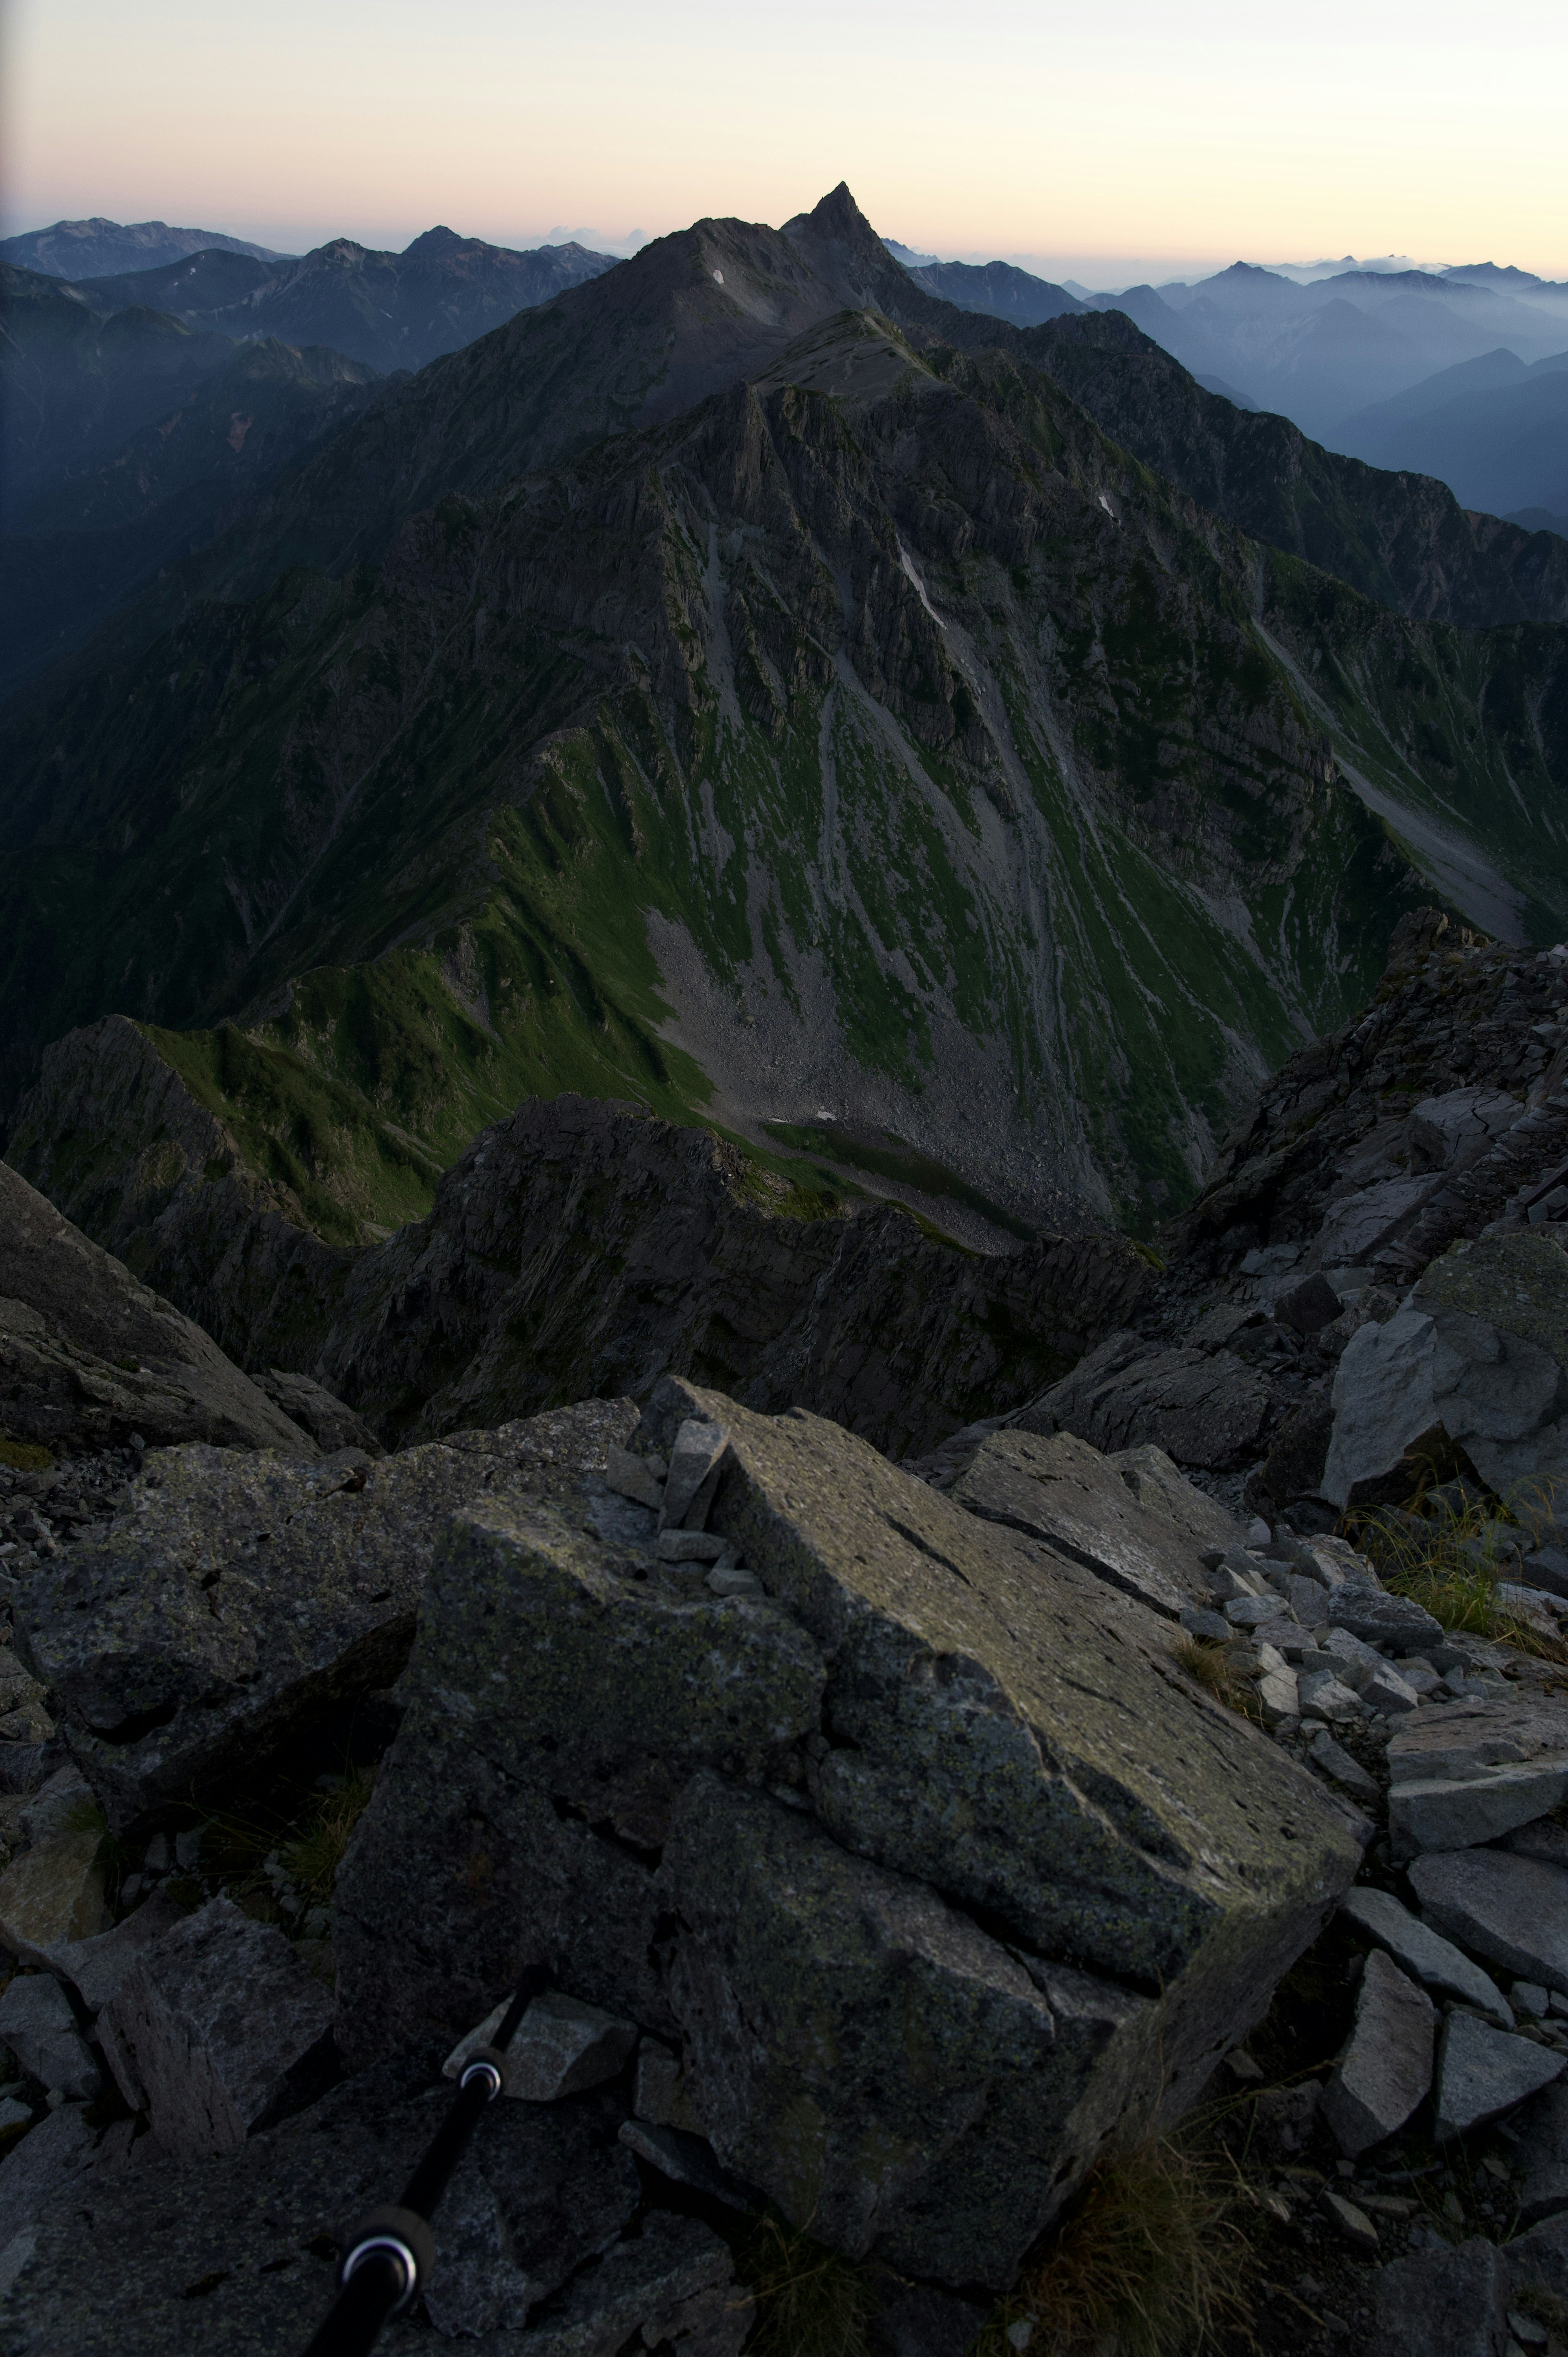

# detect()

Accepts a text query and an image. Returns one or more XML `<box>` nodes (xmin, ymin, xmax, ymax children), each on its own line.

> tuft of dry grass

<box><xmin>0</xmin><ymin>1436</ymin><xmax>53</xmax><ymax>1472</ymax></box>
<box><xmin>1172</xmin><ymin>1637</ymin><xmax>1263</xmax><ymax>1721</ymax></box>
<box><xmin>982</xmin><ymin>2132</ymin><xmax>1258</xmax><ymax>2357</ymax></box>
<box><xmin>734</xmin><ymin>2217</ymin><xmax>877</xmax><ymax>2357</ymax></box>
<box><xmin>280</xmin><ymin>1767</ymin><xmax>377</xmax><ymax>1908</ymax></box>
<box><xmin>1351</xmin><ymin>1492</ymin><xmax>1568</xmax><ymax>1662</ymax></box>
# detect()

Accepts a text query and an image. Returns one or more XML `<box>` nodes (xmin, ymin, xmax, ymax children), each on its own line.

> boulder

<box><xmin>99</xmin><ymin>1898</ymin><xmax>335</xmax><ymax>2153</ymax></box>
<box><xmin>1370</xmin><ymin>2236</ymin><xmax>1510</xmax><ymax>2357</ymax></box>
<box><xmin>1387</xmin><ymin>1693</ymin><xmax>1568</xmax><ymax>1854</ymax></box>
<box><xmin>1504</xmin><ymin>2082</ymin><xmax>1568</xmax><ymax>2223</ymax></box>
<box><xmin>948</xmin><ymin>1428</ymin><xmax>1223</xmax><ymax>1618</ymax></box>
<box><xmin>1326</xmin><ymin>1579</ymin><xmax>1444</xmax><ymax>1652</ymax></box>
<box><xmin>33</xmin><ymin>1890</ymin><xmax>187</xmax><ymax>2013</ymax></box>
<box><xmin>1307</xmin><ymin>1730</ymin><xmax>1381</xmax><ymax>1802</ymax></box>
<box><xmin>1409</xmin><ymin>1849</ymin><xmax>1568</xmax><ymax>1995</ymax></box>
<box><xmin>0</xmin><ymin>1975</ymin><xmax>98</xmax><ymax>2100</ymax></box>
<box><xmin>0</xmin><ymin>1830</ymin><xmax>109</xmax><ymax>1960</ymax></box>
<box><xmin>334</xmin><ymin>1377</ymin><xmax>1361</xmax><ymax>2291</ymax></box>
<box><xmin>1340</xmin><ymin>1887</ymin><xmax>1511</xmax><ymax>2025</ymax></box>
<box><xmin>253</xmin><ymin>1369</ymin><xmax>383</xmax><ymax>1458</ymax></box>
<box><xmin>1322</xmin><ymin>1950</ymin><xmax>1436</xmax><ymax>2155</ymax></box>
<box><xmin>13</xmin><ymin>1398</ymin><xmax>638</xmax><ymax>1827</ymax></box>
<box><xmin>1321</xmin><ymin>1308</ymin><xmax>1440</xmax><ymax>1510</ymax></box>
<box><xmin>1390</xmin><ymin>1764</ymin><xmax>1568</xmax><ymax>1858</ymax></box>
<box><xmin>0</xmin><ymin>1162</ymin><xmax>312</xmax><ymax>1460</ymax></box>
<box><xmin>1011</xmin><ymin>1331</ymin><xmax>1272</xmax><ymax>1470</ymax></box>
<box><xmin>1415</xmin><ymin>1233</ymin><xmax>1568</xmax><ymax>1496</ymax></box>
<box><xmin>0</xmin><ymin>2055</ymin><xmax>675</xmax><ymax>2357</ymax></box>
<box><xmin>1434</xmin><ymin>2010</ymin><xmax>1566</xmax><ymax>2140</ymax></box>
<box><xmin>1104</xmin><ymin>1444</ymin><xmax>1244</xmax><ymax>1551</ymax></box>
<box><xmin>444</xmin><ymin>1991</ymin><xmax>638</xmax><ymax>2102</ymax></box>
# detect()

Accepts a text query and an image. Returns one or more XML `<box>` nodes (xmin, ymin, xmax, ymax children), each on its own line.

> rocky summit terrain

<box><xmin>4</xmin><ymin>902</ymin><xmax>1568</xmax><ymax>2353</ymax></box>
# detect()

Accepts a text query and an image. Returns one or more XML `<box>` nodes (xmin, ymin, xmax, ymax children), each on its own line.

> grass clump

<box><xmin>279</xmin><ymin>1767</ymin><xmax>377</xmax><ymax>1908</ymax></box>
<box><xmin>735</xmin><ymin>2217</ymin><xmax>877</xmax><ymax>2357</ymax></box>
<box><xmin>1351</xmin><ymin>1488</ymin><xmax>1568</xmax><ymax>1662</ymax></box>
<box><xmin>982</xmin><ymin>2132</ymin><xmax>1257</xmax><ymax>2357</ymax></box>
<box><xmin>0</xmin><ymin>1436</ymin><xmax>53</xmax><ymax>1472</ymax></box>
<box><xmin>1172</xmin><ymin>1637</ymin><xmax>1263</xmax><ymax>1721</ymax></box>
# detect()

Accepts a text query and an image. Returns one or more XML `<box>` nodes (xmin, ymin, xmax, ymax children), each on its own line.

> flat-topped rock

<box><xmin>1340</xmin><ymin>1887</ymin><xmax>1511</xmax><ymax>2025</ymax></box>
<box><xmin>1011</xmin><ymin>1331</ymin><xmax>1271</xmax><ymax>1470</ymax></box>
<box><xmin>13</xmin><ymin>1398</ymin><xmax>638</xmax><ymax>1826</ymax></box>
<box><xmin>1323</xmin><ymin>1949</ymin><xmax>1436</xmax><ymax>2155</ymax></box>
<box><xmin>949</xmin><ymin>1428</ymin><xmax>1222</xmax><ymax>1619</ymax></box>
<box><xmin>335</xmin><ymin>1376</ymin><xmax>1360</xmax><ymax>2291</ymax></box>
<box><xmin>1435</xmin><ymin>2009</ymin><xmax>1566</xmax><ymax>2140</ymax></box>
<box><xmin>1410</xmin><ymin>1849</ymin><xmax>1568</xmax><ymax>1996</ymax></box>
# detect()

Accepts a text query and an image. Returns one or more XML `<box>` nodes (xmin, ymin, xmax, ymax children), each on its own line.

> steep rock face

<box><xmin>333</xmin><ymin>1378</ymin><xmax>1359</xmax><ymax>2290</ymax></box>
<box><xmin>1</xmin><ymin>312</ymin><xmax>1456</xmax><ymax>1229</ymax></box>
<box><xmin>308</xmin><ymin>1095</ymin><xmax>1148</xmax><ymax>1453</ymax></box>
<box><xmin>0</xmin><ymin>1161</ymin><xmax>312</xmax><ymax>1458</ymax></box>
<box><xmin>1022</xmin><ymin>310</ymin><xmax>1568</xmax><ymax>629</ymax></box>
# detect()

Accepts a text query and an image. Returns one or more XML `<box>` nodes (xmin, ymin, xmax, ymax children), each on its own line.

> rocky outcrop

<box><xmin>12</xmin><ymin>1398</ymin><xmax>638</xmax><ymax>1827</ymax></box>
<box><xmin>334</xmin><ymin>1376</ymin><xmax>1359</xmax><ymax>2292</ymax></box>
<box><xmin>0</xmin><ymin>1160</ymin><xmax>312</xmax><ymax>1458</ymax></box>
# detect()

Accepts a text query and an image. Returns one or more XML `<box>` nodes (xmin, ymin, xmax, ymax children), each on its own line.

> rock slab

<box><xmin>1323</xmin><ymin>1949</ymin><xmax>1436</xmax><ymax>2156</ymax></box>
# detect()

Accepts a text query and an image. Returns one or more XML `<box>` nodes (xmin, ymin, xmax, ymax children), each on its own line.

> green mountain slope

<box><xmin>12</xmin><ymin>310</ymin><xmax>1565</xmax><ymax>1238</ymax></box>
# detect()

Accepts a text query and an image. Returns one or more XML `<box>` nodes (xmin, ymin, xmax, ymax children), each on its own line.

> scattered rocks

<box><xmin>99</xmin><ymin>1897</ymin><xmax>336</xmax><ymax>2154</ymax></box>
<box><xmin>1308</xmin><ymin>1730</ymin><xmax>1381</xmax><ymax>1802</ymax></box>
<box><xmin>1410</xmin><ymin>1848</ymin><xmax>1568</xmax><ymax>1994</ymax></box>
<box><xmin>1323</xmin><ymin>1949</ymin><xmax>1436</xmax><ymax>2155</ymax></box>
<box><xmin>1340</xmin><ymin>1887</ymin><xmax>1512</xmax><ymax>2025</ymax></box>
<box><xmin>1435</xmin><ymin>2009</ymin><xmax>1567</xmax><ymax>2140</ymax></box>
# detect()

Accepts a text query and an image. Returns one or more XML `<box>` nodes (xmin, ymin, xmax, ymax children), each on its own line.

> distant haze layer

<box><xmin>4</xmin><ymin>0</ymin><xmax>1565</xmax><ymax>275</ymax></box>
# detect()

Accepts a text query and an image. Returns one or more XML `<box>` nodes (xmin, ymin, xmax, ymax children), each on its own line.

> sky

<box><xmin>4</xmin><ymin>0</ymin><xmax>1566</xmax><ymax>280</ymax></box>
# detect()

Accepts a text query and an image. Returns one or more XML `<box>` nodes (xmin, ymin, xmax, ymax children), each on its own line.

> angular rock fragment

<box><xmin>0</xmin><ymin>1829</ymin><xmax>109</xmax><ymax>1960</ymax></box>
<box><xmin>1299</xmin><ymin>1671</ymin><xmax>1363</xmax><ymax>1724</ymax></box>
<box><xmin>1390</xmin><ymin>1763</ymin><xmax>1568</xmax><ymax>1858</ymax></box>
<box><xmin>603</xmin><ymin>1442</ymin><xmax>664</xmax><ymax>1511</ymax></box>
<box><xmin>1015</xmin><ymin>1332</ymin><xmax>1271</xmax><ymax>1470</ymax></box>
<box><xmin>37</xmin><ymin>1890</ymin><xmax>186</xmax><ymax>2011</ymax></box>
<box><xmin>0</xmin><ymin>1976</ymin><xmax>98</xmax><ymax>2100</ymax></box>
<box><xmin>336</xmin><ymin>1376</ymin><xmax>1361</xmax><ymax>2290</ymax></box>
<box><xmin>1411</xmin><ymin>1847</ymin><xmax>1568</xmax><ymax>1994</ymax></box>
<box><xmin>0</xmin><ymin>2104</ymin><xmax>102</xmax><ymax>2255</ymax></box>
<box><xmin>1327</xmin><ymin>1580</ymin><xmax>1444</xmax><ymax>1651</ymax></box>
<box><xmin>1507</xmin><ymin>2083</ymin><xmax>1568</xmax><ymax>2223</ymax></box>
<box><xmin>618</xmin><ymin>2118</ymin><xmax>762</xmax><ymax>2212</ymax></box>
<box><xmin>1323</xmin><ymin>1950</ymin><xmax>1436</xmax><ymax>2155</ymax></box>
<box><xmin>100</xmin><ymin>1898</ymin><xmax>335</xmax><ymax>2153</ymax></box>
<box><xmin>253</xmin><ymin>1368</ymin><xmax>382</xmax><ymax>1456</ymax></box>
<box><xmin>515</xmin><ymin>2208</ymin><xmax>750</xmax><ymax>2357</ymax></box>
<box><xmin>1308</xmin><ymin>1730</ymin><xmax>1380</xmax><ymax>1802</ymax></box>
<box><xmin>1370</xmin><ymin>2234</ymin><xmax>1510</xmax><ymax>2357</ymax></box>
<box><xmin>659</xmin><ymin>1418</ymin><xmax>729</xmax><ymax>1531</ymax></box>
<box><xmin>950</xmin><ymin>1428</ymin><xmax>1217</xmax><ymax>1617</ymax></box>
<box><xmin>1340</xmin><ymin>1887</ymin><xmax>1511</xmax><ymax>2024</ymax></box>
<box><xmin>1321</xmin><ymin>2185</ymin><xmax>1380</xmax><ymax>2250</ymax></box>
<box><xmin>15</xmin><ymin>1396</ymin><xmax>638</xmax><ymax>1826</ymax></box>
<box><xmin>1435</xmin><ymin>2010</ymin><xmax>1566</xmax><ymax>2140</ymax></box>
<box><xmin>1106</xmin><ymin>1443</ymin><xmax>1243</xmax><ymax>1550</ymax></box>
<box><xmin>443</xmin><ymin>1989</ymin><xmax>637</xmax><ymax>2101</ymax></box>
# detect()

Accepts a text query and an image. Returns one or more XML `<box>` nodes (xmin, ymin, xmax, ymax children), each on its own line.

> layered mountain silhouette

<box><xmin>0</xmin><ymin>217</ymin><xmax>289</xmax><ymax>276</ymax></box>
<box><xmin>2</xmin><ymin>184</ymin><xmax>1566</xmax><ymax>1249</ymax></box>
<box><xmin>1330</xmin><ymin>347</ymin><xmax>1568</xmax><ymax>517</ymax></box>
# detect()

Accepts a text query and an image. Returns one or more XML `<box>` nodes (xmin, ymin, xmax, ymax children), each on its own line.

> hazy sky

<box><xmin>4</xmin><ymin>0</ymin><xmax>1566</xmax><ymax>276</ymax></box>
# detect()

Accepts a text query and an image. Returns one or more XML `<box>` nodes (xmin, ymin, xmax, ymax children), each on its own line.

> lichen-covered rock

<box><xmin>0</xmin><ymin>1162</ymin><xmax>312</xmax><ymax>1459</ymax></box>
<box><xmin>13</xmin><ymin>1398</ymin><xmax>638</xmax><ymax>1826</ymax></box>
<box><xmin>335</xmin><ymin>1377</ymin><xmax>1360</xmax><ymax>2291</ymax></box>
<box><xmin>0</xmin><ymin>1829</ymin><xmax>109</xmax><ymax>1958</ymax></box>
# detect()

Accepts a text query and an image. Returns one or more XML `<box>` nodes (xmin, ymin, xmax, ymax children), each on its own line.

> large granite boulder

<box><xmin>1013</xmin><ymin>1330</ymin><xmax>1272</xmax><ymax>1470</ymax></box>
<box><xmin>1322</xmin><ymin>1232</ymin><xmax>1568</xmax><ymax>1505</ymax></box>
<box><xmin>0</xmin><ymin>1162</ymin><xmax>311</xmax><ymax>1459</ymax></box>
<box><xmin>11</xmin><ymin>1399</ymin><xmax>638</xmax><ymax>1826</ymax></box>
<box><xmin>334</xmin><ymin>1377</ymin><xmax>1360</xmax><ymax>2295</ymax></box>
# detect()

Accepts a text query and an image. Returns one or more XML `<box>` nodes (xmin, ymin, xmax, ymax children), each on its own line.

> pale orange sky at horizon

<box><xmin>4</xmin><ymin>0</ymin><xmax>1566</xmax><ymax>278</ymax></box>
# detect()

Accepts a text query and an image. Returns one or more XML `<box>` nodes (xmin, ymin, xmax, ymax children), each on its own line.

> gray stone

<box><xmin>1321</xmin><ymin>2185</ymin><xmax>1381</xmax><ymax>2250</ymax></box>
<box><xmin>16</xmin><ymin>1768</ymin><xmax>94</xmax><ymax>1851</ymax></box>
<box><xmin>1276</xmin><ymin>1272</ymin><xmax>1343</xmax><ymax>1335</ymax></box>
<box><xmin>951</xmin><ymin>1428</ymin><xmax>1217</xmax><ymax>1617</ymax></box>
<box><xmin>15</xmin><ymin>1397</ymin><xmax>638</xmax><ymax>1828</ymax></box>
<box><xmin>1323</xmin><ymin>1949</ymin><xmax>1436</xmax><ymax>2155</ymax></box>
<box><xmin>1504</xmin><ymin>2083</ymin><xmax>1568</xmax><ymax>2223</ymax></box>
<box><xmin>100</xmin><ymin>1898</ymin><xmax>334</xmax><ymax>2154</ymax></box>
<box><xmin>443</xmin><ymin>1989</ymin><xmax>637</xmax><ymax>2101</ymax></box>
<box><xmin>1341</xmin><ymin>1886</ymin><xmax>1512</xmax><ymax>2025</ymax></box>
<box><xmin>1257</xmin><ymin>1666</ymin><xmax>1300</xmax><ymax>1727</ymax></box>
<box><xmin>655</xmin><ymin>1528</ymin><xmax>728</xmax><ymax>1563</ymax></box>
<box><xmin>1370</xmin><ymin>2236</ymin><xmax>1510</xmax><ymax>2357</ymax></box>
<box><xmin>0</xmin><ymin>1162</ymin><xmax>314</xmax><ymax>1460</ymax></box>
<box><xmin>633</xmin><ymin>2039</ymin><xmax>701</xmax><ymax>2131</ymax></box>
<box><xmin>1515</xmin><ymin>1983</ymin><xmax>1552</xmax><ymax>2018</ymax></box>
<box><xmin>1179</xmin><ymin>1606</ymin><xmax>1231</xmax><ymax>1641</ymax></box>
<box><xmin>0</xmin><ymin>1832</ymin><xmax>109</xmax><ymax>1962</ymax></box>
<box><xmin>1436</xmin><ymin>2009</ymin><xmax>1566</xmax><ymax>2139</ymax></box>
<box><xmin>334</xmin><ymin>1377</ymin><xmax>1360</xmax><ymax>2292</ymax></box>
<box><xmin>1322</xmin><ymin>1308</ymin><xmax>1440</xmax><ymax>1510</ymax></box>
<box><xmin>38</xmin><ymin>1891</ymin><xmax>187</xmax><ymax>2012</ymax></box>
<box><xmin>1505</xmin><ymin>1822</ymin><xmax>1568</xmax><ymax>1867</ymax></box>
<box><xmin>1411</xmin><ymin>1849</ymin><xmax>1568</xmax><ymax>1994</ymax></box>
<box><xmin>603</xmin><ymin>1443</ymin><xmax>665</xmax><ymax>1512</ymax></box>
<box><xmin>1012</xmin><ymin>1331</ymin><xmax>1272</xmax><ymax>1471</ymax></box>
<box><xmin>1389</xmin><ymin>1692</ymin><xmax>1568</xmax><ymax>1787</ymax></box>
<box><xmin>0</xmin><ymin>2104</ymin><xmax>99</xmax><ymax>2253</ymax></box>
<box><xmin>1225</xmin><ymin>1594</ymin><xmax>1293</xmax><ymax>1628</ymax></box>
<box><xmin>0</xmin><ymin>1977</ymin><xmax>98</xmax><ymax>2100</ymax></box>
<box><xmin>1308</xmin><ymin>1729</ymin><xmax>1381</xmax><ymax>1802</ymax></box>
<box><xmin>1415</xmin><ymin>1234</ymin><xmax>1568</xmax><ymax>1496</ymax></box>
<box><xmin>1299</xmin><ymin>1672</ymin><xmax>1363</xmax><ymax>1723</ymax></box>
<box><xmin>0</xmin><ymin>2057</ymin><xmax>641</xmax><ymax>2355</ymax></box>
<box><xmin>1330</xmin><ymin>1579</ymin><xmax>1446</xmax><ymax>1651</ymax></box>
<box><xmin>617</xmin><ymin>2118</ymin><xmax>762</xmax><ymax>2212</ymax></box>
<box><xmin>1390</xmin><ymin>1765</ymin><xmax>1568</xmax><ymax>1858</ymax></box>
<box><xmin>253</xmin><ymin>1368</ymin><xmax>382</xmax><ymax>1457</ymax></box>
<box><xmin>509</xmin><ymin>2208</ymin><xmax>749</xmax><ymax>2357</ymax></box>
<box><xmin>1106</xmin><ymin>1444</ymin><xmax>1243</xmax><ymax>1550</ymax></box>
<box><xmin>1315</xmin><ymin>1177</ymin><xmax>1443</xmax><ymax>1272</ymax></box>
<box><xmin>659</xmin><ymin>1418</ymin><xmax>730</xmax><ymax>1532</ymax></box>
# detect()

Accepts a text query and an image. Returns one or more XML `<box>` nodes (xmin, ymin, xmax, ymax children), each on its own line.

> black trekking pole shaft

<box><xmin>298</xmin><ymin>1971</ymin><xmax>545</xmax><ymax>2357</ymax></box>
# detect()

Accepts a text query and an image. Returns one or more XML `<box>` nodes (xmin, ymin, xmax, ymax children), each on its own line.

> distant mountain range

<box><xmin>0</xmin><ymin>217</ymin><xmax>290</xmax><ymax>276</ymax></box>
<box><xmin>3</xmin><ymin>184</ymin><xmax>1567</xmax><ymax>1260</ymax></box>
<box><xmin>1329</xmin><ymin>347</ymin><xmax>1568</xmax><ymax>518</ymax></box>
